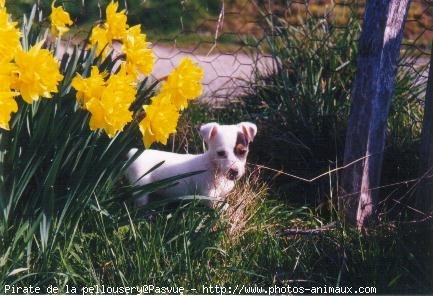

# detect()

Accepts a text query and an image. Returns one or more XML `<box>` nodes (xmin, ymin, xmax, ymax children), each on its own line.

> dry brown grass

<box><xmin>223</xmin><ymin>166</ymin><xmax>269</xmax><ymax>238</ymax></box>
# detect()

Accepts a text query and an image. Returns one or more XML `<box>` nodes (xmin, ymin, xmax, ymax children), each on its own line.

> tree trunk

<box><xmin>415</xmin><ymin>42</ymin><xmax>433</xmax><ymax>218</ymax></box>
<box><xmin>341</xmin><ymin>0</ymin><xmax>411</xmax><ymax>229</ymax></box>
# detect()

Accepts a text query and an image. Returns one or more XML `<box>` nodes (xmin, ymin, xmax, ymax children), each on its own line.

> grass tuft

<box><xmin>223</xmin><ymin>167</ymin><xmax>269</xmax><ymax>239</ymax></box>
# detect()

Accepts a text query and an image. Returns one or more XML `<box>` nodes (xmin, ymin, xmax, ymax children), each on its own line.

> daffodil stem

<box><xmin>0</xmin><ymin>130</ymin><xmax>9</xmax><ymax>223</ymax></box>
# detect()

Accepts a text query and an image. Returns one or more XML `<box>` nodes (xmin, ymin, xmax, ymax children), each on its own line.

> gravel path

<box><xmin>148</xmin><ymin>45</ymin><xmax>274</xmax><ymax>101</ymax></box>
<box><xmin>58</xmin><ymin>43</ymin><xmax>274</xmax><ymax>101</ymax></box>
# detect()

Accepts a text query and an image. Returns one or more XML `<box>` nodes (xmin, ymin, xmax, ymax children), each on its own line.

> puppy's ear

<box><xmin>200</xmin><ymin>122</ymin><xmax>219</xmax><ymax>142</ymax></box>
<box><xmin>238</xmin><ymin>122</ymin><xmax>257</xmax><ymax>143</ymax></box>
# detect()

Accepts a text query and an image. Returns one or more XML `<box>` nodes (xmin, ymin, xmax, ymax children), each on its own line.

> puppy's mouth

<box><xmin>226</xmin><ymin>171</ymin><xmax>241</xmax><ymax>181</ymax></box>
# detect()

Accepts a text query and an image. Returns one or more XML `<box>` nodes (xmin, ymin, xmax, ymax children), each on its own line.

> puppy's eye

<box><xmin>217</xmin><ymin>150</ymin><xmax>227</xmax><ymax>158</ymax></box>
<box><xmin>238</xmin><ymin>149</ymin><xmax>247</xmax><ymax>156</ymax></box>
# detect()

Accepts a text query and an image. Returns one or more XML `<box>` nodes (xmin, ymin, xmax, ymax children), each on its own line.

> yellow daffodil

<box><xmin>89</xmin><ymin>25</ymin><xmax>110</xmax><ymax>57</ymax></box>
<box><xmin>0</xmin><ymin>91</ymin><xmax>18</xmax><ymax>130</ymax></box>
<box><xmin>0</xmin><ymin>4</ymin><xmax>21</xmax><ymax>62</ymax></box>
<box><xmin>85</xmin><ymin>97</ymin><xmax>106</xmax><ymax>133</ymax></box>
<box><xmin>99</xmin><ymin>67</ymin><xmax>136</xmax><ymax>136</ymax></box>
<box><xmin>88</xmin><ymin>1</ymin><xmax>128</xmax><ymax>56</ymax></box>
<box><xmin>123</xmin><ymin>25</ymin><xmax>155</xmax><ymax>78</ymax></box>
<box><xmin>105</xmin><ymin>1</ymin><xmax>128</xmax><ymax>41</ymax></box>
<box><xmin>83</xmin><ymin>67</ymin><xmax>136</xmax><ymax>137</ymax></box>
<box><xmin>71</xmin><ymin>66</ymin><xmax>107</xmax><ymax>105</ymax></box>
<box><xmin>139</xmin><ymin>92</ymin><xmax>180</xmax><ymax>148</ymax></box>
<box><xmin>0</xmin><ymin>60</ymin><xmax>17</xmax><ymax>90</ymax></box>
<box><xmin>0</xmin><ymin>0</ymin><xmax>5</xmax><ymax>8</ymax></box>
<box><xmin>0</xmin><ymin>61</ymin><xmax>18</xmax><ymax>130</ymax></box>
<box><xmin>12</xmin><ymin>41</ymin><xmax>63</xmax><ymax>103</ymax></box>
<box><xmin>160</xmin><ymin>57</ymin><xmax>204</xmax><ymax>110</ymax></box>
<box><xmin>50</xmin><ymin>3</ymin><xmax>73</xmax><ymax>37</ymax></box>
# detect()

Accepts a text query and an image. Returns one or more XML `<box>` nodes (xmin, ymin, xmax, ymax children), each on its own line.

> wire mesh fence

<box><xmin>7</xmin><ymin>0</ymin><xmax>432</xmax><ymax>102</ymax></box>
<box><xmin>133</xmin><ymin>0</ymin><xmax>433</xmax><ymax>104</ymax></box>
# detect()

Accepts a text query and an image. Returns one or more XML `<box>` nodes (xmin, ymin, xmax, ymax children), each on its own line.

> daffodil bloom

<box><xmin>50</xmin><ymin>3</ymin><xmax>73</xmax><ymax>37</ymax></box>
<box><xmin>0</xmin><ymin>61</ymin><xmax>18</xmax><ymax>130</ymax></box>
<box><xmin>123</xmin><ymin>25</ymin><xmax>155</xmax><ymax>78</ymax></box>
<box><xmin>0</xmin><ymin>4</ymin><xmax>21</xmax><ymax>62</ymax></box>
<box><xmin>0</xmin><ymin>60</ymin><xmax>17</xmax><ymax>89</ymax></box>
<box><xmin>139</xmin><ymin>92</ymin><xmax>180</xmax><ymax>148</ymax></box>
<box><xmin>71</xmin><ymin>66</ymin><xmax>107</xmax><ymax>105</ymax></box>
<box><xmin>99</xmin><ymin>67</ymin><xmax>136</xmax><ymax>136</ymax></box>
<box><xmin>105</xmin><ymin>1</ymin><xmax>128</xmax><ymax>41</ymax></box>
<box><xmin>83</xmin><ymin>67</ymin><xmax>136</xmax><ymax>137</ymax></box>
<box><xmin>85</xmin><ymin>97</ymin><xmax>106</xmax><ymax>133</ymax></box>
<box><xmin>12</xmin><ymin>41</ymin><xmax>63</xmax><ymax>103</ymax></box>
<box><xmin>89</xmin><ymin>25</ymin><xmax>110</xmax><ymax>57</ymax></box>
<box><xmin>0</xmin><ymin>91</ymin><xmax>18</xmax><ymax>130</ymax></box>
<box><xmin>160</xmin><ymin>57</ymin><xmax>204</xmax><ymax>110</ymax></box>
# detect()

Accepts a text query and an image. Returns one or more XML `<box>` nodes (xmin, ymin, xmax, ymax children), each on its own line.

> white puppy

<box><xmin>126</xmin><ymin>122</ymin><xmax>257</xmax><ymax>206</ymax></box>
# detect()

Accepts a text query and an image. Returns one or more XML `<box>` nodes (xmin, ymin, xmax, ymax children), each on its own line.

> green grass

<box><xmin>2</xmin><ymin>177</ymin><xmax>432</xmax><ymax>293</ymax></box>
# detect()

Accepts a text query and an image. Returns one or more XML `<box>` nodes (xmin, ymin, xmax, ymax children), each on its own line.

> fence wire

<box><xmin>138</xmin><ymin>0</ymin><xmax>433</xmax><ymax>103</ymax></box>
<box><xmin>8</xmin><ymin>1</ymin><xmax>431</xmax><ymax>102</ymax></box>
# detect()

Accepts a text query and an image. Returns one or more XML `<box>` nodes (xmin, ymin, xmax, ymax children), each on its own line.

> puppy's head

<box><xmin>200</xmin><ymin>122</ymin><xmax>257</xmax><ymax>180</ymax></box>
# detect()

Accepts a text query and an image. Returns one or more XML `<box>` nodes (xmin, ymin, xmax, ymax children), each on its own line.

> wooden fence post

<box><xmin>341</xmin><ymin>0</ymin><xmax>411</xmax><ymax>229</ymax></box>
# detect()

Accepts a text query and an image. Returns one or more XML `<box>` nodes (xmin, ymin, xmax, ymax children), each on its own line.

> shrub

<box><xmin>6</xmin><ymin>0</ymin><xmax>220</xmax><ymax>38</ymax></box>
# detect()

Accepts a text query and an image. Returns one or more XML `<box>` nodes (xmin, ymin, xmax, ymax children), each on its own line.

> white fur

<box><xmin>126</xmin><ymin>122</ymin><xmax>257</xmax><ymax>206</ymax></box>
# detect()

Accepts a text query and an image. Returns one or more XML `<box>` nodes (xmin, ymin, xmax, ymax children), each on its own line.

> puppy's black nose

<box><xmin>228</xmin><ymin>168</ymin><xmax>239</xmax><ymax>179</ymax></box>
